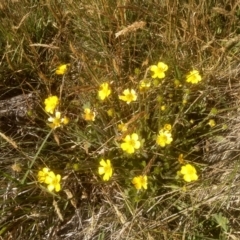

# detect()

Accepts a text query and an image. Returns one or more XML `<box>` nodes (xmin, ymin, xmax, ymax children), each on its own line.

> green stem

<box><xmin>21</xmin><ymin>129</ymin><xmax>53</xmax><ymax>184</ymax></box>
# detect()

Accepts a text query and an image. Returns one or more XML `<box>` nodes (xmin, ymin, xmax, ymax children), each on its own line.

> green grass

<box><xmin>0</xmin><ymin>0</ymin><xmax>240</xmax><ymax>239</ymax></box>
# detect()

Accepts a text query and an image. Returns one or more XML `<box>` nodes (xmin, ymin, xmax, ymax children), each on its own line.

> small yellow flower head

<box><xmin>186</xmin><ymin>70</ymin><xmax>202</xmax><ymax>84</ymax></box>
<box><xmin>174</xmin><ymin>79</ymin><xmax>182</xmax><ymax>88</ymax></box>
<box><xmin>208</xmin><ymin>119</ymin><xmax>216</xmax><ymax>127</ymax></box>
<box><xmin>83</xmin><ymin>108</ymin><xmax>96</xmax><ymax>121</ymax></box>
<box><xmin>44</xmin><ymin>96</ymin><xmax>59</xmax><ymax>114</ymax></box>
<box><xmin>160</xmin><ymin>105</ymin><xmax>166</xmax><ymax>111</ymax></box>
<box><xmin>48</xmin><ymin>111</ymin><xmax>62</xmax><ymax>129</ymax></box>
<box><xmin>156</xmin><ymin>129</ymin><xmax>173</xmax><ymax>147</ymax></box>
<box><xmin>98</xmin><ymin>159</ymin><xmax>113</xmax><ymax>181</ymax></box>
<box><xmin>121</xmin><ymin>133</ymin><xmax>141</xmax><ymax>154</ymax></box>
<box><xmin>38</xmin><ymin>167</ymin><xmax>50</xmax><ymax>183</ymax></box>
<box><xmin>119</xmin><ymin>89</ymin><xmax>137</xmax><ymax>104</ymax></box>
<box><xmin>107</xmin><ymin>108</ymin><xmax>114</xmax><ymax>117</ymax></box>
<box><xmin>55</xmin><ymin>64</ymin><xmax>70</xmax><ymax>75</ymax></box>
<box><xmin>180</xmin><ymin>164</ymin><xmax>198</xmax><ymax>182</ymax></box>
<box><xmin>164</xmin><ymin>124</ymin><xmax>172</xmax><ymax>131</ymax></box>
<box><xmin>45</xmin><ymin>171</ymin><xmax>61</xmax><ymax>192</ymax></box>
<box><xmin>118</xmin><ymin>122</ymin><xmax>128</xmax><ymax>132</ymax></box>
<box><xmin>98</xmin><ymin>82</ymin><xmax>111</xmax><ymax>100</ymax></box>
<box><xmin>139</xmin><ymin>79</ymin><xmax>151</xmax><ymax>92</ymax></box>
<box><xmin>150</xmin><ymin>62</ymin><xmax>168</xmax><ymax>79</ymax></box>
<box><xmin>132</xmin><ymin>175</ymin><xmax>148</xmax><ymax>190</ymax></box>
<box><xmin>61</xmin><ymin>116</ymin><xmax>69</xmax><ymax>125</ymax></box>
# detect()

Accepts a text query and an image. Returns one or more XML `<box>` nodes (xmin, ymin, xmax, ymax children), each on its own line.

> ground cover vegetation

<box><xmin>0</xmin><ymin>0</ymin><xmax>240</xmax><ymax>239</ymax></box>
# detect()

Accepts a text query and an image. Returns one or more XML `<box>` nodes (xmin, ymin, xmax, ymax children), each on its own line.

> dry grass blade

<box><xmin>115</xmin><ymin>21</ymin><xmax>146</xmax><ymax>38</ymax></box>
<box><xmin>0</xmin><ymin>131</ymin><xmax>18</xmax><ymax>149</ymax></box>
<box><xmin>53</xmin><ymin>200</ymin><xmax>64</xmax><ymax>222</ymax></box>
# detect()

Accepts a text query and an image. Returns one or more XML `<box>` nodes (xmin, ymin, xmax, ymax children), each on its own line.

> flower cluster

<box><xmin>38</xmin><ymin>167</ymin><xmax>61</xmax><ymax>192</ymax></box>
<box><xmin>44</xmin><ymin>96</ymin><xmax>69</xmax><ymax>129</ymax></box>
<box><xmin>42</xmin><ymin>60</ymin><xmax>203</xmax><ymax>193</ymax></box>
<box><xmin>156</xmin><ymin>124</ymin><xmax>173</xmax><ymax>147</ymax></box>
<box><xmin>97</xmin><ymin>159</ymin><xmax>148</xmax><ymax>190</ymax></box>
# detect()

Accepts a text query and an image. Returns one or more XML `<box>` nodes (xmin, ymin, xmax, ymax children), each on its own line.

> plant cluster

<box><xmin>38</xmin><ymin>62</ymin><xmax>202</xmax><ymax>194</ymax></box>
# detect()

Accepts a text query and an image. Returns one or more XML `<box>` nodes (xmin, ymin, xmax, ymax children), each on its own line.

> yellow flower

<box><xmin>150</xmin><ymin>62</ymin><xmax>168</xmax><ymax>79</ymax></box>
<box><xmin>55</xmin><ymin>64</ymin><xmax>70</xmax><ymax>75</ymax></box>
<box><xmin>208</xmin><ymin>119</ymin><xmax>216</xmax><ymax>127</ymax></box>
<box><xmin>98</xmin><ymin>159</ymin><xmax>113</xmax><ymax>181</ymax></box>
<box><xmin>164</xmin><ymin>124</ymin><xmax>172</xmax><ymax>131</ymax></box>
<box><xmin>156</xmin><ymin>129</ymin><xmax>173</xmax><ymax>147</ymax></box>
<box><xmin>186</xmin><ymin>70</ymin><xmax>202</xmax><ymax>84</ymax></box>
<box><xmin>107</xmin><ymin>108</ymin><xmax>114</xmax><ymax>117</ymax></box>
<box><xmin>119</xmin><ymin>89</ymin><xmax>137</xmax><ymax>104</ymax></box>
<box><xmin>48</xmin><ymin>111</ymin><xmax>62</xmax><ymax>129</ymax></box>
<box><xmin>98</xmin><ymin>82</ymin><xmax>111</xmax><ymax>100</ymax></box>
<box><xmin>139</xmin><ymin>79</ymin><xmax>151</xmax><ymax>92</ymax></box>
<box><xmin>38</xmin><ymin>167</ymin><xmax>50</xmax><ymax>183</ymax></box>
<box><xmin>118</xmin><ymin>122</ymin><xmax>128</xmax><ymax>132</ymax></box>
<box><xmin>61</xmin><ymin>116</ymin><xmax>69</xmax><ymax>125</ymax></box>
<box><xmin>180</xmin><ymin>164</ymin><xmax>198</xmax><ymax>182</ymax></box>
<box><xmin>44</xmin><ymin>96</ymin><xmax>59</xmax><ymax>114</ymax></box>
<box><xmin>121</xmin><ymin>133</ymin><xmax>141</xmax><ymax>154</ymax></box>
<box><xmin>132</xmin><ymin>175</ymin><xmax>148</xmax><ymax>190</ymax></box>
<box><xmin>83</xmin><ymin>108</ymin><xmax>95</xmax><ymax>121</ymax></box>
<box><xmin>160</xmin><ymin>105</ymin><xmax>166</xmax><ymax>111</ymax></box>
<box><xmin>45</xmin><ymin>171</ymin><xmax>61</xmax><ymax>192</ymax></box>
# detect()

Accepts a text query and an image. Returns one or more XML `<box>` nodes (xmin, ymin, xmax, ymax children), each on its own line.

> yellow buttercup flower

<box><xmin>186</xmin><ymin>70</ymin><xmax>202</xmax><ymax>84</ymax></box>
<box><xmin>48</xmin><ymin>111</ymin><xmax>62</xmax><ymax>129</ymax></box>
<box><xmin>121</xmin><ymin>133</ymin><xmax>141</xmax><ymax>154</ymax></box>
<box><xmin>98</xmin><ymin>82</ymin><xmax>111</xmax><ymax>100</ymax></box>
<box><xmin>38</xmin><ymin>167</ymin><xmax>50</xmax><ymax>183</ymax></box>
<box><xmin>119</xmin><ymin>89</ymin><xmax>137</xmax><ymax>104</ymax></box>
<box><xmin>98</xmin><ymin>159</ymin><xmax>113</xmax><ymax>181</ymax></box>
<box><xmin>83</xmin><ymin>108</ymin><xmax>95</xmax><ymax>121</ymax></box>
<box><xmin>47</xmin><ymin>111</ymin><xmax>69</xmax><ymax>129</ymax></box>
<box><xmin>156</xmin><ymin>129</ymin><xmax>173</xmax><ymax>147</ymax></box>
<box><xmin>132</xmin><ymin>175</ymin><xmax>148</xmax><ymax>190</ymax></box>
<box><xmin>180</xmin><ymin>164</ymin><xmax>198</xmax><ymax>182</ymax></box>
<box><xmin>150</xmin><ymin>62</ymin><xmax>168</xmax><ymax>79</ymax></box>
<box><xmin>44</xmin><ymin>96</ymin><xmax>59</xmax><ymax>114</ymax></box>
<box><xmin>45</xmin><ymin>171</ymin><xmax>61</xmax><ymax>192</ymax></box>
<box><xmin>55</xmin><ymin>64</ymin><xmax>70</xmax><ymax>75</ymax></box>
